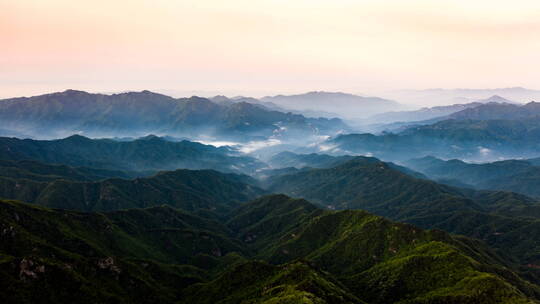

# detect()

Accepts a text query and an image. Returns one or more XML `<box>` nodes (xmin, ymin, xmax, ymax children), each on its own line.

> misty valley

<box><xmin>1</xmin><ymin>89</ymin><xmax>540</xmax><ymax>303</ymax></box>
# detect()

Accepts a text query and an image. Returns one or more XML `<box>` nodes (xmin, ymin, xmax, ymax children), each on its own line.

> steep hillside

<box><xmin>181</xmin><ymin>260</ymin><xmax>363</xmax><ymax>304</ymax></box>
<box><xmin>1</xmin><ymin>195</ymin><xmax>539</xmax><ymax>303</ymax></box>
<box><xmin>267</xmin><ymin>157</ymin><xmax>540</xmax><ymax>268</ymax></box>
<box><xmin>0</xmin><ymin>199</ymin><xmax>244</xmax><ymax>304</ymax></box>
<box><xmin>225</xmin><ymin>195</ymin><xmax>539</xmax><ymax>304</ymax></box>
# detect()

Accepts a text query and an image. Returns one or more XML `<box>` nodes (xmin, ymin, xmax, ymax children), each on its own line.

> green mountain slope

<box><xmin>0</xmin><ymin>159</ymin><xmax>139</xmax><ymax>182</ymax></box>
<box><xmin>180</xmin><ymin>260</ymin><xmax>363</xmax><ymax>304</ymax></box>
<box><xmin>267</xmin><ymin>157</ymin><xmax>540</xmax><ymax>268</ymax></box>
<box><xmin>225</xmin><ymin>195</ymin><xmax>539</xmax><ymax>303</ymax></box>
<box><xmin>2</xmin><ymin>195</ymin><xmax>539</xmax><ymax>303</ymax></box>
<box><xmin>0</xmin><ymin>169</ymin><xmax>264</xmax><ymax>213</ymax></box>
<box><xmin>0</xmin><ymin>199</ymin><xmax>243</xmax><ymax>303</ymax></box>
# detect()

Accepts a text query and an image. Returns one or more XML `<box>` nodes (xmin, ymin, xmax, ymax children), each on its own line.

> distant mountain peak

<box><xmin>138</xmin><ymin>134</ymin><xmax>162</xmax><ymax>141</ymax></box>
<box><xmin>61</xmin><ymin>134</ymin><xmax>91</xmax><ymax>143</ymax></box>
<box><xmin>477</xmin><ymin>95</ymin><xmax>514</xmax><ymax>104</ymax></box>
<box><xmin>61</xmin><ymin>89</ymin><xmax>89</xmax><ymax>94</ymax></box>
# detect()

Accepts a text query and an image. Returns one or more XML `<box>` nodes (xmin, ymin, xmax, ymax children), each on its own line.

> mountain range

<box><xmin>0</xmin><ymin>90</ymin><xmax>349</xmax><ymax>141</ymax></box>
<box><xmin>5</xmin><ymin>87</ymin><xmax>540</xmax><ymax>303</ymax></box>
<box><xmin>446</xmin><ymin>101</ymin><xmax>540</xmax><ymax>121</ymax></box>
<box><xmin>0</xmin><ymin>135</ymin><xmax>265</xmax><ymax>174</ymax></box>
<box><xmin>368</xmin><ymin>95</ymin><xmax>513</xmax><ymax>125</ymax></box>
<box><xmin>405</xmin><ymin>156</ymin><xmax>540</xmax><ymax>197</ymax></box>
<box><xmin>2</xmin><ymin>194</ymin><xmax>538</xmax><ymax>303</ymax></box>
<box><xmin>261</xmin><ymin>91</ymin><xmax>405</xmax><ymax>119</ymax></box>
<box><xmin>267</xmin><ymin>157</ymin><xmax>540</xmax><ymax>270</ymax></box>
<box><xmin>0</xmin><ymin>166</ymin><xmax>262</xmax><ymax>213</ymax></box>
<box><xmin>384</xmin><ymin>87</ymin><xmax>540</xmax><ymax>106</ymax></box>
<box><xmin>320</xmin><ymin>117</ymin><xmax>540</xmax><ymax>161</ymax></box>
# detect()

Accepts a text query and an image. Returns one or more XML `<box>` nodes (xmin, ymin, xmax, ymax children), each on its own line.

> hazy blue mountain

<box><xmin>362</xmin><ymin>96</ymin><xmax>517</xmax><ymax>135</ymax></box>
<box><xmin>321</xmin><ymin>117</ymin><xmax>540</xmax><ymax>161</ymax></box>
<box><xmin>267</xmin><ymin>151</ymin><xmax>425</xmax><ymax>179</ymax></box>
<box><xmin>446</xmin><ymin>101</ymin><xmax>540</xmax><ymax>120</ymax></box>
<box><xmin>0</xmin><ymin>135</ymin><xmax>266</xmax><ymax>174</ymax></box>
<box><xmin>261</xmin><ymin>91</ymin><xmax>404</xmax><ymax>119</ymax></box>
<box><xmin>268</xmin><ymin>151</ymin><xmax>356</xmax><ymax>169</ymax></box>
<box><xmin>0</xmin><ymin>90</ymin><xmax>349</xmax><ymax>141</ymax></box>
<box><xmin>367</xmin><ymin>101</ymin><xmax>483</xmax><ymax>124</ymax></box>
<box><xmin>406</xmin><ymin>156</ymin><xmax>540</xmax><ymax>197</ymax></box>
<box><xmin>210</xmin><ymin>95</ymin><xmax>284</xmax><ymax>111</ymax></box>
<box><xmin>385</xmin><ymin>87</ymin><xmax>540</xmax><ymax>106</ymax></box>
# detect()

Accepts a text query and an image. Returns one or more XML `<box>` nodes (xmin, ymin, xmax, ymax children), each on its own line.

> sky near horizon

<box><xmin>1</xmin><ymin>0</ymin><xmax>540</xmax><ymax>99</ymax></box>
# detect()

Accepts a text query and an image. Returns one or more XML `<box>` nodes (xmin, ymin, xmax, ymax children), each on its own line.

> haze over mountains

<box><xmin>383</xmin><ymin>87</ymin><xmax>540</xmax><ymax>106</ymax></box>
<box><xmin>367</xmin><ymin>95</ymin><xmax>515</xmax><ymax>124</ymax></box>
<box><xmin>260</xmin><ymin>91</ymin><xmax>405</xmax><ymax>119</ymax></box>
<box><xmin>4</xmin><ymin>88</ymin><xmax>540</xmax><ymax>303</ymax></box>
<box><xmin>0</xmin><ymin>90</ymin><xmax>349</xmax><ymax>142</ymax></box>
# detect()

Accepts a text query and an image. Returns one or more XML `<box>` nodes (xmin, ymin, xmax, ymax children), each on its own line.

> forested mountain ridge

<box><xmin>0</xmin><ymin>135</ymin><xmax>265</xmax><ymax>174</ymax></box>
<box><xmin>0</xmin><ymin>168</ymin><xmax>264</xmax><ymax>213</ymax></box>
<box><xmin>406</xmin><ymin>156</ymin><xmax>540</xmax><ymax>197</ymax></box>
<box><xmin>267</xmin><ymin>157</ymin><xmax>540</xmax><ymax>270</ymax></box>
<box><xmin>1</xmin><ymin>195</ymin><xmax>538</xmax><ymax>303</ymax></box>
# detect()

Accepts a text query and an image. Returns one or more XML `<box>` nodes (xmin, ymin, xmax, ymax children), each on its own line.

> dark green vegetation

<box><xmin>0</xmin><ymin>90</ymin><xmax>348</xmax><ymax>141</ymax></box>
<box><xmin>0</xmin><ymin>199</ymin><xmax>241</xmax><ymax>303</ymax></box>
<box><xmin>406</xmin><ymin>156</ymin><xmax>540</xmax><ymax>197</ymax></box>
<box><xmin>1</xmin><ymin>195</ymin><xmax>538</xmax><ymax>303</ymax></box>
<box><xmin>0</xmin><ymin>159</ymin><xmax>140</xmax><ymax>182</ymax></box>
<box><xmin>267</xmin><ymin>152</ymin><xmax>425</xmax><ymax>179</ymax></box>
<box><xmin>0</xmin><ymin>168</ymin><xmax>263</xmax><ymax>213</ymax></box>
<box><xmin>268</xmin><ymin>157</ymin><xmax>540</xmax><ymax>270</ymax></box>
<box><xmin>0</xmin><ymin>135</ymin><xmax>264</xmax><ymax>174</ymax></box>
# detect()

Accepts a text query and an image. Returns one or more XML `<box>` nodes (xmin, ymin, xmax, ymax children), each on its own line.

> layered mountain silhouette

<box><xmin>368</xmin><ymin>95</ymin><xmax>514</xmax><ymax>125</ymax></box>
<box><xmin>386</xmin><ymin>87</ymin><xmax>540</xmax><ymax>106</ymax></box>
<box><xmin>406</xmin><ymin>156</ymin><xmax>540</xmax><ymax>197</ymax></box>
<box><xmin>5</xmin><ymin>88</ymin><xmax>540</xmax><ymax>303</ymax></box>
<box><xmin>446</xmin><ymin>101</ymin><xmax>540</xmax><ymax>120</ymax></box>
<box><xmin>0</xmin><ymin>135</ymin><xmax>265</xmax><ymax>174</ymax></box>
<box><xmin>321</xmin><ymin>116</ymin><xmax>540</xmax><ymax>161</ymax></box>
<box><xmin>0</xmin><ymin>90</ymin><xmax>348</xmax><ymax>141</ymax></box>
<box><xmin>261</xmin><ymin>91</ymin><xmax>403</xmax><ymax>119</ymax></box>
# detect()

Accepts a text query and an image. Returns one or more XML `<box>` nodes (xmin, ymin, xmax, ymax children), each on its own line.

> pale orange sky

<box><xmin>1</xmin><ymin>0</ymin><xmax>540</xmax><ymax>99</ymax></box>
